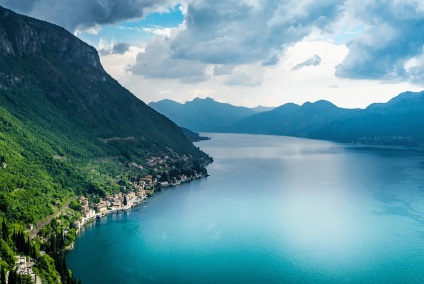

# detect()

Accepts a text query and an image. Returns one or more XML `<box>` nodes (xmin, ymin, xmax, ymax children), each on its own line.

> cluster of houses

<box><xmin>12</xmin><ymin>255</ymin><xmax>41</xmax><ymax>284</ymax></box>
<box><xmin>73</xmin><ymin>177</ymin><xmax>154</xmax><ymax>232</ymax></box>
<box><xmin>72</xmin><ymin>153</ymin><xmax>207</xmax><ymax>233</ymax></box>
<box><xmin>157</xmin><ymin>173</ymin><xmax>195</xmax><ymax>187</ymax></box>
<box><xmin>144</xmin><ymin>153</ymin><xmax>189</xmax><ymax>170</ymax></box>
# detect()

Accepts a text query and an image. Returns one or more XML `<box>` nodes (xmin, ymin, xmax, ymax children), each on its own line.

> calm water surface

<box><xmin>67</xmin><ymin>133</ymin><xmax>424</xmax><ymax>283</ymax></box>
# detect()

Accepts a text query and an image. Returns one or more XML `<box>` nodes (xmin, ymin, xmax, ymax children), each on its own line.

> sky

<box><xmin>2</xmin><ymin>0</ymin><xmax>424</xmax><ymax>108</ymax></box>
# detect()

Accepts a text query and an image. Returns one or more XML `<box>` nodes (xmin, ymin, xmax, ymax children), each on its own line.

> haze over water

<box><xmin>67</xmin><ymin>133</ymin><xmax>424</xmax><ymax>283</ymax></box>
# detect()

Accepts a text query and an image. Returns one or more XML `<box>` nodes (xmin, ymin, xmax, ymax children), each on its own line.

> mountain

<box><xmin>231</xmin><ymin>100</ymin><xmax>353</xmax><ymax>137</ymax></box>
<box><xmin>231</xmin><ymin>91</ymin><xmax>424</xmax><ymax>145</ymax></box>
<box><xmin>0</xmin><ymin>5</ymin><xmax>210</xmax><ymax>224</ymax></box>
<box><xmin>180</xmin><ymin>127</ymin><xmax>211</xmax><ymax>142</ymax></box>
<box><xmin>0</xmin><ymin>5</ymin><xmax>206</xmax><ymax>158</ymax></box>
<box><xmin>148</xmin><ymin>97</ymin><xmax>261</xmax><ymax>132</ymax></box>
<box><xmin>321</xmin><ymin>91</ymin><xmax>424</xmax><ymax>144</ymax></box>
<box><xmin>149</xmin><ymin>93</ymin><xmax>424</xmax><ymax>146</ymax></box>
<box><xmin>251</xmin><ymin>106</ymin><xmax>275</xmax><ymax>112</ymax></box>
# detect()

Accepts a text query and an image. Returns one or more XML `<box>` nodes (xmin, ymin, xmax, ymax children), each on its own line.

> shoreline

<box><xmin>66</xmin><ymin>173</ymin><xmax>209</xmax><ymax>251</ymax></box>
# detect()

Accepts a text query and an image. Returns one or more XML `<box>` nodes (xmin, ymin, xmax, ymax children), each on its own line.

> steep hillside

<box><xmin>148</xmin><ymin>97</ymin><xmax>259</xmax><ymax>132</ymax></box>
<box><xmin>0</xmin><ymin>5</ymin><xmax>211</xmax><ymax>224</ymax></box>
<box><xmin>0</xmin><ymin>5</ymin><xmax>207</xmax><ymax>159</ymax></box>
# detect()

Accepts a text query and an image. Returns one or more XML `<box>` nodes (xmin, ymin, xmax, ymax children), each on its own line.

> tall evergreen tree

<box><xmin>0</xmin><ymin>265</ymin><xmax>5</xmax><ymax>284</ymax></box>
<box><xmin>20</xmin><ymin>231</ymin><xmax>25</xmax><ymax>253</ymax></box>
<box><xmin>25</xmin><ymin>237</ymin><xmax>31</xmax><ymax>256</ymax></box>
<box><xmin>8</xmin><ymin>270</ymin><xmax>17</xmax><ymax>284</ymax></box>
<box><xmin>1</xmin><ymin>221</ymin><xmax>8</xmax><ymax>242</ymax></box>
<box><xmin>11</xmin><ymin>228</ymin><xmax>15</xmax><ymax>245</ymax></box>
<box><xmin>30</xmin><ymin>242</ymin><xmax>37</xmax><ymax>259</ymax></box>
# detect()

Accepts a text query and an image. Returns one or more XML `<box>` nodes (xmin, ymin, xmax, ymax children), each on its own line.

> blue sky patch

<box><xmin>79</xmin><ymin>5</ymin><xmax>184</xmax><ymax>47</ymax></box>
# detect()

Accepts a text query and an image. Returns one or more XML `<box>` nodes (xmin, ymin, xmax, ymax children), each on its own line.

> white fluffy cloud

<box><xmin>128</xmin><ymin>0</ymin><xmax>344</xmax><ymax>84</ymax></box>
<box><xmin>126</xmin><ymin>0</ymin><xmax>424</xmax><ymax>87</ymax></box>
<box><xmin>336</xmin><ymin>0</ymin><xmax>424</xmax><ymax>85</ymax></box>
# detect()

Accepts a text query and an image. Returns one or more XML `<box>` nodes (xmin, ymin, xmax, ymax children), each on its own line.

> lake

<box><xmin>66</xmin><ymin>133</ymin><xmax>424</xmax><ymax>283</ymax></box>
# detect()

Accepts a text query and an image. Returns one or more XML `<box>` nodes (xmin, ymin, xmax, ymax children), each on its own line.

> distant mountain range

<box><xmin>148</xmin><ymin>98</ymin><xmax>273</xmax><ymax>132</ymax></box>
<box><xmin>150</xmin><ymin>91</ymin><xmax>424</xmax><ymax>146</ymax></box>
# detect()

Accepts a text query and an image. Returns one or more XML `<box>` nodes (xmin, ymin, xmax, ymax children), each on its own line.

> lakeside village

<box><xmin>75</xmin><ymin>152</ymin><xmax>209</xmax><ymax>235</ymax></box>
<box><xmin>75</xmin><ymin>168</ymin><xmax>207</xmax><ymax>234</ymax></box>
<box><xmin>4</xmin><ymin>153</ymin><xmax>209</xmax><ymax>283</ymax></box>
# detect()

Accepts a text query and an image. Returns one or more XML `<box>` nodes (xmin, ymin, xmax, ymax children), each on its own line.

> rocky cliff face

<box><xmin>0</xmin><ymin>5</ymin><xmax>102</xmax><ymax>77</ymax></box>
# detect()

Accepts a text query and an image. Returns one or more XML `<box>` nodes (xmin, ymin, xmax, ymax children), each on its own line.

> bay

<box><xmin>66</xmin><ymin>133</ymin><xmax>424</xmax><ymax>283</ymax></box>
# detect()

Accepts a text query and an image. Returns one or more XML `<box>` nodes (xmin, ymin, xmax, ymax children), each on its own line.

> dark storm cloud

<box><xmin>0</xmin><ymin>0</ymin><xmax>174</xmax><ymax>32</ymax></box>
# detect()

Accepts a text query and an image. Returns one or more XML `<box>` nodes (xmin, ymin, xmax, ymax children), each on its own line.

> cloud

<box><xmin>0</xmin><ymin>0</ymin><xmax>178</xmax><ymax>32</ymax></box>
<box><xmin>292</xmin><ymin>54</ymin><xmax>322</xmax><ymax>70</ymax></box>
<box><xmin>223</xmin><ymin>65</ymin><xmax>263</xmax><ymax>86</ymax></box>
<box><xmin>407</xmin><ymin>55</ymin><xmax>424</xmax><ymax>86</ymax></box>
<box><xmin>224</xmin><ymin>73</ymin><xmax>261</xmax><ymax>87</ymax></box>
<box><xmin>1</xmin><ymin>0</ymin><xmax>34</xmax><ymax>13</ymax></box>
<box><xmin>6</xmin><ymin>0</ymin><xmax>424</xmax><ymax>89</ymax></box>
<box><xmin>262</xmin><ymin>55</ymin><xmax>280</xmax><ymax>67</ymax></box>
<box><xmin>213</xmin><ymin>65</ymin><xmax>234</xmax><ymax>76</ymax></box>
<box><xmin>99</xmin><ymin>42</ymin><xmax>131</xmax><ymax>56</ymax></box>
<box><xmin>129</xmin><ymin>0</ymin><xmax>344</xmax><ymax>83</ymax></box>
<box><xmin>168</xmin><ymin>0</ymin><xmax>343</xmax><ymax>65</ymax></box>
<box><xmin>142</xmin><ymin>27</ymin><xmax>172</xmax><ymax>37</ymax></box>
<box><xmin>129</xmin><ymin>36</ymin><xmax>211</xmax><ymax>83</ymax></box>
<box><xmin>336</xmin><ymin>0</ymin><xmax>424</xmax><ymax>84</ymax></box>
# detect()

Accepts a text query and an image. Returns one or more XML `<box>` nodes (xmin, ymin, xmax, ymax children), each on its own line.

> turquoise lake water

<box><xmin>66</xmin><ymin>133</ymin><xmax>424</xmax><ymax>283</ymax></box>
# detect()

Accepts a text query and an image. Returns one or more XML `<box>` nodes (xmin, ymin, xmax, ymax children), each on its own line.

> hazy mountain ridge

<box><xmin>231</xmin><ymin>100</ymin><xmax>352</xmax><ymax>137</ymax></box>
<box><xmin>148</xmin><ymin>97</ymin><xmax>271</xmax><ymax>132</ymax></box>
<box><xmin>233</xmin><ymin>91</ymin><xmax>424</xmax><ymax>145</ymax></box>
<box><xmin>151</xmin><ymin>91</ymin><xmax>424</xmax><ymax>146</ymax></box>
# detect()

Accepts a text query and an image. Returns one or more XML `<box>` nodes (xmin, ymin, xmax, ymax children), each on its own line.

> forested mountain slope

<box><xmin>0</xmin><ymin>5</ymin><xmax>210</xmax><ymax>224</ymax></box>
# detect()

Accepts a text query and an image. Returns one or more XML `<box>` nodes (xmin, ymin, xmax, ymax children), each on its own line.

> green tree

<box><xmin>7</xmin><ymin>270</ymin><xmax>17</xmax><ymax>284</ymax></box>
<box><xmin>18</xmin><ymin>274</ymin><xmax>33</xmax><ymax>284</ymax></box>
<box><xmin>1</xmin><ymin>221</ymin><xmax>8</xmax><ymax>242</ymax></box>
<box><xmin>0</xmin><ymin>265</ymin><xmax>5</xmax><ymax>284</ymax></box>
<box><xmin>37</xmin><ymin>254</ymin><xmax>60</xmax><ymax>284</ymax></box>
<box><xmin>0</xmin><ymin>239</ymin><xmax>15</xmax><ymax>269</ymax></box>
